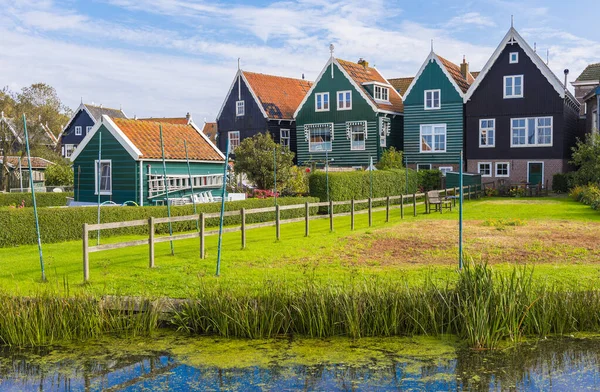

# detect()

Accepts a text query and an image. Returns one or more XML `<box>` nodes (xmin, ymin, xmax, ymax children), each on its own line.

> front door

<box><xmin>528</xmin><ymin>162</ymin><xmax>543</xmax><ymax>186</ymax></box>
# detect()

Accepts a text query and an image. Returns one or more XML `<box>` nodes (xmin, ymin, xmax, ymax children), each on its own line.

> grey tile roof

<box><xmin>83</xmin><ymin>104</ymin><xmax>127</xmax><ymax>122</ymax></box>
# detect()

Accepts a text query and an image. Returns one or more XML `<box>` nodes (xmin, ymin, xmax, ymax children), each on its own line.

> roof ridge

<box><xmin>242</xmin><ymin>70</ymin><xmax>312</xmax><ymax>83</ymax></box>
<box><xmin>84</xmin><ymin>103</ymin><xmax>123</xmax><ymax>112</ymax></box>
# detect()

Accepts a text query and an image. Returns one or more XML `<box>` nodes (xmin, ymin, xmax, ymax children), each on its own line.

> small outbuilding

<box><xmin>70</xmin><ymin>115</ymin><xmax>226</xmax><ymax>205</ymax></box>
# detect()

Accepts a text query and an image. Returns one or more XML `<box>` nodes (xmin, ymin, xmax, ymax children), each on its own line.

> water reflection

<box><xmin>1</xmin><ymin>336</ymin><xmax>600</xmax><ymax>391</ymax></box>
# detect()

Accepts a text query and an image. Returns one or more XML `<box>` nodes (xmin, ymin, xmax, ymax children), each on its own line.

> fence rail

<box><xmin>81</xmin><ymin>185</ymin><xmax>483</xmax><ymax>281</ymax></box>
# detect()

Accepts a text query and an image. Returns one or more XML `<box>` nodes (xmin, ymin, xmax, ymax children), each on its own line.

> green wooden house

<box><xmin>402</xmin><ymin>51</ymin><xmax>475</xmax><ymax>173</ymax></box>
<box><xmin>294</xmin><ymin>56</ymin><xmax>404</xmax><ymax>167</ymax></box>
<box><xmin>70</xmin><ymin>115</ymin><xmax>225</xmax><ymax>206</ymax></box>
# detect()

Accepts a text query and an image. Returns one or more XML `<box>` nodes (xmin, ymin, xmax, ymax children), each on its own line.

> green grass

<box><xmin>0</xmin><ymin>196</ymin><xmax>598</xmax><ymax>297</ymax></box>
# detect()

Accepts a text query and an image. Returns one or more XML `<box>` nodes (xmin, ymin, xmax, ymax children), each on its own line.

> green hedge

<box><xmin>308</xmin><ymin>169</ymin><xmax>418</xmax><ymax>212</ymax></box>
<box><xmin>552</xmin><ymin>172</ymin><xmax>576</xmax><ymax>194</ymax></box>
<box><xmin>417</xmin><ymin>170</ymin><xmax>442</xmax><ymax>192</ymax></box>
<box><xmin>0</xmin><ymin>197</ymin><xmax>318</xmax><ymax>247</ymax></box>
<box><xmin>0</xmin><ymin>192</ymin><xmax>74</xmax><ymax>208</ymax></box>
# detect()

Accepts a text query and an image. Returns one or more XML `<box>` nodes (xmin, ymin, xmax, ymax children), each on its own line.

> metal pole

<box><xmin>19</xmin><ymin>157</ymin><xmax>23</xmax><ymax>192</ymax></box>
<box><xmin>325</xmin><ymin>150</ymin><xmax>330</xmax><ymax>214</ymax></box>
<box><xmin>459</xmin><ymin>150</ymin><xmax>464</xmax><ymax>271</ymax></box>
<box><xmin>216</xmin><ymin>138</ymin><xmax>230</xmax><ymax>276</ymax></box>
<box><xmin>96</xmin><ymin>131</ymin><xmax>102</xmax><ymax>246</ymax></box>
<box><xmin>273</xmin><ymin>147</ymin><xmax>277</xmax><ymax>206</ymax></box>
<box><xmin>184</xmin><ymin>140</ymin><xmax>199</xmax><ymax>231</ymax></box>
<box><xmin>22</xmin><ymin>114</ymin><xmax>45</xmax><ymax>282</ymax></box>
<box><xmin>369</xmin><ymin>156</ymin><xmax>373</xmax><ymax>199</ymax></box>
<box><xmin>159</xmin><ymin>125</ymin><xmax>174</xmax><ymax>255</ymax></box>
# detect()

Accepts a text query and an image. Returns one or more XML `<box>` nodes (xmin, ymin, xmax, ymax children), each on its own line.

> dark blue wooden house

<box><xmin>60</xmin><ymin>103</ymin><xmax>127</xmax><ymax>158</ymax></box>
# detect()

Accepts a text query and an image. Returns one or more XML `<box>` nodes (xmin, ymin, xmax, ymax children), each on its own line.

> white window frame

<box><xmin>280</xmin><ymin>128</ymin><xmax>290</xmax><ymax>149</ymax></box>
<box><xmin>63</xmin><ymin>144</ymin><xmax>75</xmax><ymax>158</ymax></box>
<box><xmin>306</xmin><ymin>123</ymin><xmax>333</xmax><ymax>152</ymax></box>
<box><xmin>479</xmin><ymin>119</ymin><xmax>495</xmax><ymax>148</ymax></box>
<box><xmin>348</xmin><ymin>121</ymin><xmax>367</xmax><ymax>151</ymax></box>
<box><xmin>337</xmin><ymin>90</ymin><xmax>352</xmax><ymax>111</ymax></box>
<box><xmin>478</xmin><ymin>162</ymin><xmax>492</xmax><ymax>178</ymax></box>
<box><xmin>315</xmin><ymin>92</ymin><xmax>330</xmax><ymax>112</ymax></box>
<box><xmin>416</xmin><ymin>164</ymin><xmax>432</xmax><ymax>171</ymax></box>
<box><xmin>236</xmin><ymin>100</ymin><xmax>245</xmax><ymax>116</ymax></box>
<box><xmin>75</xmin><ymin>126</ymin><xmax>82</xmax><ymax>136</ymax></box>
<box><xmin>373</xmin><ymin>85</ymin><xmax>389</xmax><ymax>102</ymax></box>
<box><xmin>424</xmin><ymin>89</ymin><xmax>441</xmax><ymax>110</ymax></box>
<box><xmin>509</xmin><ymin>52</ymin><xmax>519</xmax><ymax>64</ymax></box>
<box><xmin>495</xmin><ymin>162</ymin><xmax>510</xmax><ymax>178</ymax></box>
<box><xmin>94</xmin><ymin>159</ymin><xmax>112</xmax><ymax>195</ymax></box>
<box><xmin>419</xmin><ymin>124</ymin><xmax>447</xmax><ymax>153</ymax></box>
<box><xmin>504</xmin><ymin>75</ymin><xmax>524</xmax><ymax>99</ymax></box>
<box><xmin>379</xmin><ymin>119</ymin><xmax>390</xmax><ymax>147</ymax></box>
<box><xmin>510</xmin><ymin>116</ymin><xmax>553</xmax><ymax>147</ymax></box>
<box><xmin>86</xmin><ymin>126</ymin><xmax>92</xmax><ymax>134</ymax></box>
<box><xmin>228</xmin><ymin>131</ymin><xmax>240</xmax><ymax>151</ymax></box>
<box><xmin>439</xmin><ymin>166</ymin><xmax>453</xmax><ymax>177</ymax></box>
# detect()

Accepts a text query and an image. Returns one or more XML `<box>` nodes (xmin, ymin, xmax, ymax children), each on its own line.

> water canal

<box><xmin>2</xmin><ymin>333</ymin><xmax>600</xmax><ymax>390</ymax></box>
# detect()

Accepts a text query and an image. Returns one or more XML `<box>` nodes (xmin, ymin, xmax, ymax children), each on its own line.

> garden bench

<box><xmin>426</xmin><ymin>190</ymin><xmax>452</xmax><ymax>214</ymax></box>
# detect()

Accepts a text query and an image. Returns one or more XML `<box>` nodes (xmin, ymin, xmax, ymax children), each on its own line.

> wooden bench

<box><xmin>426</xmin><ymin>190</ymin><xmax>452</xmax><ymax>214</ymax></box>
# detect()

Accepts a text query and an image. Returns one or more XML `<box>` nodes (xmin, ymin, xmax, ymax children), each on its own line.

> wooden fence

<box><xmin>82</xmin><ymin>185</ymin><xmax>483</xmax><ymax>282</ymax></box>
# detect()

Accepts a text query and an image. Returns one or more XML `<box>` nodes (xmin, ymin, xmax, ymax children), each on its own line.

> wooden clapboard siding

<box><xmin>403</xmin><ymin>58</ymin><xmax>464</xmax><ymax>166</ymax></box>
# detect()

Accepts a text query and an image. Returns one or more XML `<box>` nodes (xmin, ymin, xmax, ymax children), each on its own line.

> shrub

<box><xmin>552</xmin><ymin>172</ymin><xmax>576</xmax><ymax>194</ymax></box>
<box><xmin>417</xmin><ymin>170</ymin><xmax>442</xmax><ymax>192</ymax></box>
<box><xmin>570</xmin><ymin>185</ymin><xmax>600</xmax><ymax>211</ymax></box>
<box><xmin>509</xmin><ymin>188</ymin><xmax>526</xmax><ymax>198</ymax></box>
<box><xmin>45</xmin><ymin>164</ymin><xmax>74</xmax><ymax>186</ymax></box>
<box><xmin>484</xmin><ymin>187</ymin><xmax>499</xmax><ymax>197</ymax></box>
<box><xmin>282</xmin><ymin>166</ymin><xmax>309</xmax><ymax>196</ymax></box>
<box><xmin>0</xmin><ymin>192</ymin><xmax>73</xmax><ymax>207</ymax></box>
<box><xmin>375</xmin><ymin>147</ymin><xmax>403</xmax><ymax>170</ymax></box>
<box><xmin>0</xmin><ymin>197</ymin><xmax>318</xmax><ymax>247</ymax></box>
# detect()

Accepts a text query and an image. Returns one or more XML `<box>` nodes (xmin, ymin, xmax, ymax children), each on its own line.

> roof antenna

<box><xmin>511</xmin><ymin>15</ymin><xmax>514</xmax><ymax>28</ymax></box>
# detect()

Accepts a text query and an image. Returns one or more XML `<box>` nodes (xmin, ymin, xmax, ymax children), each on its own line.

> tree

<box><xmin>571</xmin><ymin>133</ymin><xmax>600</xmax><ymax>186</ymax></box>
<box><xmin>375</xmin><ymin>147</ymin><xmax>403</xmax><ymax>170</ymax></box>
<box><xmin>233</xmin><ymin>133</ymin><xmax>295</xmax><ymax>190</ymax></box>
<box><xmin>45</xmin><ymin>163</ymin><xmax>74</xmax><ymax>186</ymax></box>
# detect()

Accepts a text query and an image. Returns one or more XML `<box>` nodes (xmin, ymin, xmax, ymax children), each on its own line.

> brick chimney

<box><xmin>460</xmin><ymin>55</ymin><xmax>469</xmax><ymax>79</ymax></box>
<box><xmin>357</xmin><ymin>58</ymin><xmax>369</xmax><ymax>69</ymax></box>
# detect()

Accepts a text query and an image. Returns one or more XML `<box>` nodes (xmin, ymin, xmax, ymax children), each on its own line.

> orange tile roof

<box><xmin>243</xmin><ymin>71</ymin><xmax>313</xmax><ymax>119</ymax></box>
<box><xmin>336</xmin><ymin>59</ymin><xmax>404</xmax><ymax>113</ymax></box>
<box><xmin>387</xmin><ymin>77</ymin><xmax>414</xmax><ymax>96</ymax></box>
<box><xmin>112</xmin><ymin>118</ymin><xmax>223</xmax><ymax>161</ymax></box>
<box><xmin>201</xmin><ymin>122</ymin><xmax>217</xmax><ymax>144</ymax></box>
<box><xmin>138</xmin><ymin>117</ymin><xmax>190</xmax><ymax>125</ymax></box>
<box><xmin>437</xmin><ymin>56</ymin><xmax>473</xmax><ymax>93</ymax></box>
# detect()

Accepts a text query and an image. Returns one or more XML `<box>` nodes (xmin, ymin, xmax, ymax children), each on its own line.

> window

<box><xmin>337</xmin><ymin>91</ymin><xmax>352</xmax><ymax>110</ymax></box>
<box><xmin>280</xmin><ymin>129</ymin><xmax>290</xmax><ymax>149</ymax></box>
<box><xmin>439</xmin><ymin>166</ymin><xmax>453</xmax><ymax>177</ymax></box>
<box><xmin>228</xmin><ymin>131</ymin><xmax>240</xmax><ymax>151</ymax></box>
<box><xmin>511</xmin><ymin>116</ymin><xmax>552</xmax><ymax>147</ymax></box>
<box><xmin>380</xmin><ymin>119</ymin><xmax>390</xmax><ymax>147</ymax></box>
<box><xmin>86</xmin><ymin>126</ymin><xmax>92</xmax><ymax>134</ymax></box>
<box><xmin>374</xmin><ymin>85</ymin><xmax>389</xmax><ymax>102</ymax></box>
<box><xmin>495</xmin><ymin>162</ymin><xmax>510</xmax><ymax>177</ymax></box>
<box><xmin>504</xmin><ymin>75</ymin><xmax>523</xmax><ymax>98</ymax></box>
<box><xmin>478</xmin><ymin>162</ymin><xmax>492</xmax><ymax>177</ymax></box>
<box><xmin>63</xmin><ymin>144</ymin><xmax>75</xmax><ymax>158</ymax></box>
<box><xmin>315</xmin><ymin>93</ymin><xmax>330</xmax><ymax>111</ymax></box>
<box><xmin>509</xmin><ymin>52</ymin><xmax>519</xmax><ymax>64</ymax></box>
<box><xmin>306</xmin><ymin>123</ymin><xmax>333</xmax><ymax>152</ymax></box>
<box><xmin>420</xmin><ymin>124</ymin><xmax>446</xmax><ymax>153</ymax></box>
<box><xmin>95</xmin><ymin>159</ymin><xmax>112</xmax><ymax>195</ymax></box>
<box><xmin>347</xmin><ymin>121</ymin><xmax>366</xmax><ymax>151</ymax></box>
<box><xmin>236</xmin><ymin>100</ymin><xmax>245</xmax><ymax>116</ymax></box>
<box><xmin>424</xmin><ymin>89</ymin><xmax>441</xmax><ymax>110</ymax></box>
<box><xmin>75</xmin><ymin>126</ymin><xmax>82</xmax><ymax>136</ymax></box>
<box><xmin>417</xmin><ymin>164</ymin><xmax>431</xmax><ymax>171</ymax></box>
<box><xmin>479</xmin><ymin>119</ymin><xmax>495</xmax><ymax>147</ymax></box>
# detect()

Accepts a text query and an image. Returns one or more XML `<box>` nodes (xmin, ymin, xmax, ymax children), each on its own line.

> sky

<box><xmin>1</xmin><ymin>0</ymin><xmax>599</xmax><ymax>123</ymax></box>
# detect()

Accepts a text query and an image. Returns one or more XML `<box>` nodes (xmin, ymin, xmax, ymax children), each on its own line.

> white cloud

<box><xmin>445</xmin><ymin>12</ymin><xmax>497</xmax><ymax>29</ymax></box>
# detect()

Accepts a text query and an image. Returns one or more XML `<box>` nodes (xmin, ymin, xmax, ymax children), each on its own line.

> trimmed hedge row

<box><xmin>0</xmin><ymin>197</ymin><xmax>318</xmax><ymax>247</ymax></box>
<box><xmin>308</xmin><ymin>169</ymin><xmax>419</xmax><ymax>212</ymax></box>
<box><xmin>0</xmin><ymin>192</ymin><xmax>74</xmax><ymax>208</ymax></box>
<box><xmin>552</xmin><ymin>172</ymin><xmax>576</xmax><ymax>194</ymax></box>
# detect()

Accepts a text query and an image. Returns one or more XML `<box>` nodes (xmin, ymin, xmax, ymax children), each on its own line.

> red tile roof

<box><xmin>138</xmin><ymin>117</ymin><xmax>190</xmax><ymax>125</ymax></box>
<box><xmin>112</xmin><ymin>118</ymin><xmax>223</xmax><ymax>161</ymax></box>
<box><xmin>201</xmin><ymin>122</ymin><xmax>217</xmax><ymax>144</ymax></box>
<box><xmin>243</xmin><ymin>71</ymin><xmax>313</xmax><ymax>119</ymax></box>
<box><xmin>336</xmin><ymin>59</ymin><xmax>404</xmax><ymax>113</ymax></box>
<box><xmin>387</xmin><ymin>77</ymin><xmax>414</xmax><ymax>96</ymax></box>
<box><xmin>437</xmin><ymin>56</ymin><xmax>474</xmax><ymax>93</ymax></box>
<box><xmin>1</xmin><ymin>156</ymin><xmax>54</xmax><ymax>169</ymax></box>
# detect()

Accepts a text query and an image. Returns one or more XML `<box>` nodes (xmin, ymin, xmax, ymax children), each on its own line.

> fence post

<box><xmin>241</xmin><ymin>208</ymin><xmax>246</xmax><ymax>249</ymax></box>
<box><xmin>276</xmin><ymin>205</ymin><xmax>281</xmax><ymax>240</ymax></box>
<box><xmin>83</xmin><ymin>223</ymin><xmax>89</xmax><ymax>282</ymax></box>
<box><xmin>401</xmin><ymin>194</ymin><xmax>404</xmax><ymax>219</ymax></box>
<box><xmin>413</xmin><ymin>193</ymin><xmax>417</xmax><ymax>217</ymax></box>
<box><xmin>468</xmin><ymin>185</ymin><xmax>471</xmax><ymax>200</ymax></box>
<box><xmin>454</xmin><ymin>187</ymin><xmax>458</xmax><ymax>207</ymax></box>
<box><xmin>200</xmin><ymin>213</ymin><xmax>205</xmax><ymax>259</ymax></box>
<box><xmin>305</xmin><ymin>202</ymin><xmax>309</xmax><ymax>237</ymax></box>
<box><xmin>368</xmin><ymin>197</ymin><xmax>373</xmax><ymax>227</ymax></box>
<box><xmin>149</xmin><ymin>217</ymin><xmax>155</xmax><ymax>268</ymax></box>
<box><xmin>351</xmin><ymin>199</ymin><xmax>355</xmax><ymax>230</ymax></box>
<box><xmin>386</xmin><ymin>196</ymin><xmax>390</xmax><ymax>222</ymax></box>
<box><xmin>329</xmin><ymin>200</ymin><xmax>334</xmax><ymax>232</ymax></box>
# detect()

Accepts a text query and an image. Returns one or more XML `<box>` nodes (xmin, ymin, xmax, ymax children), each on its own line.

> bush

<box><xmin>0</xmin><ymin>197</ymin><xmax>318</xmax><ymax>247</ymax></box>
<box><xmin>282</xmin><ymin>166</ymin><xmax>309</xmax><ymax>196</ymax></box>
<box><xmin>375</xmin><ymin>147</ymin><xmax>403</xmax><ymax>170</ymax></box>
<box><xmin>570</xmin><ymin>185</ymin><xmax>600</xmax><ymax>210</ymax></box>
<box><xmin>45</xmin><ymin>164</ymin><xmax>74</xmax><ymax>186</ymax></box>
<box><xmin>0</xmin><ymin>192</ymin><xmax>74</xmax><ymax>207</ymax></box>
<box><xmin>417</xmin><ymin>170</ymin><xmax>442</xmax><ymax>192</ymax></box>
<box><xmin>484</xmin><ymin>187</ymin><xmax>499</xmax><ymax>197</ymax></box>
<box><xmin>552</xmin><ymin>172</ymin><xmax>576</xmax><ymax>194</ymax></box>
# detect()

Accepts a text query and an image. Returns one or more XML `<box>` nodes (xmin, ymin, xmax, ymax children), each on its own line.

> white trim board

<box><xmin>403</xmin><ymin>51</ymin><xmax>467</xmax><ymax>101</ymax></box>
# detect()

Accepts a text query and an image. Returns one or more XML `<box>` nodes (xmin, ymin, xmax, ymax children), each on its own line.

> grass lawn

<box><xmin>1</xmin><ymin>196</ymin><xmax>599</xmax><ymax>297</ymax></box>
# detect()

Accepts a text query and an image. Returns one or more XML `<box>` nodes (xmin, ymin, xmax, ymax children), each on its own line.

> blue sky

<box><xmin>1</xmin><ymin>0</ymin><xmax>598</xmax><ymax>122</ymax></box>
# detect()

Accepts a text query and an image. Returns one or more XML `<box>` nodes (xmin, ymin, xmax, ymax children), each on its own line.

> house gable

<box><xmin>403</xmin><ymin>55</ymin><xmax>464</xmax><ymax>106</ymax></box>
<box><xmin>61</xmin><ymin>108</ymin><xmax>94</xmax><ymax>145</ymax></box>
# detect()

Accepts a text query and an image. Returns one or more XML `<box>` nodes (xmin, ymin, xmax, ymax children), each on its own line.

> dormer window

<box><xmin>374</xmin><ymin>85</ymin><xmax>389</xmax><ymax>102</ymax></box>
<box><xmin>424</xmin><ymin>90</ymin><xmax>441</xmax><ymax>110</ymax></box>
<box><xmin>236</xmin><ymin>100</ymin><xmax>245</xmax><ymax>116</ymax></box>
<box><xmin>509</xmin><ymin>52</ymin><xmax>519</xmax><ymax>64</ymax></box>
